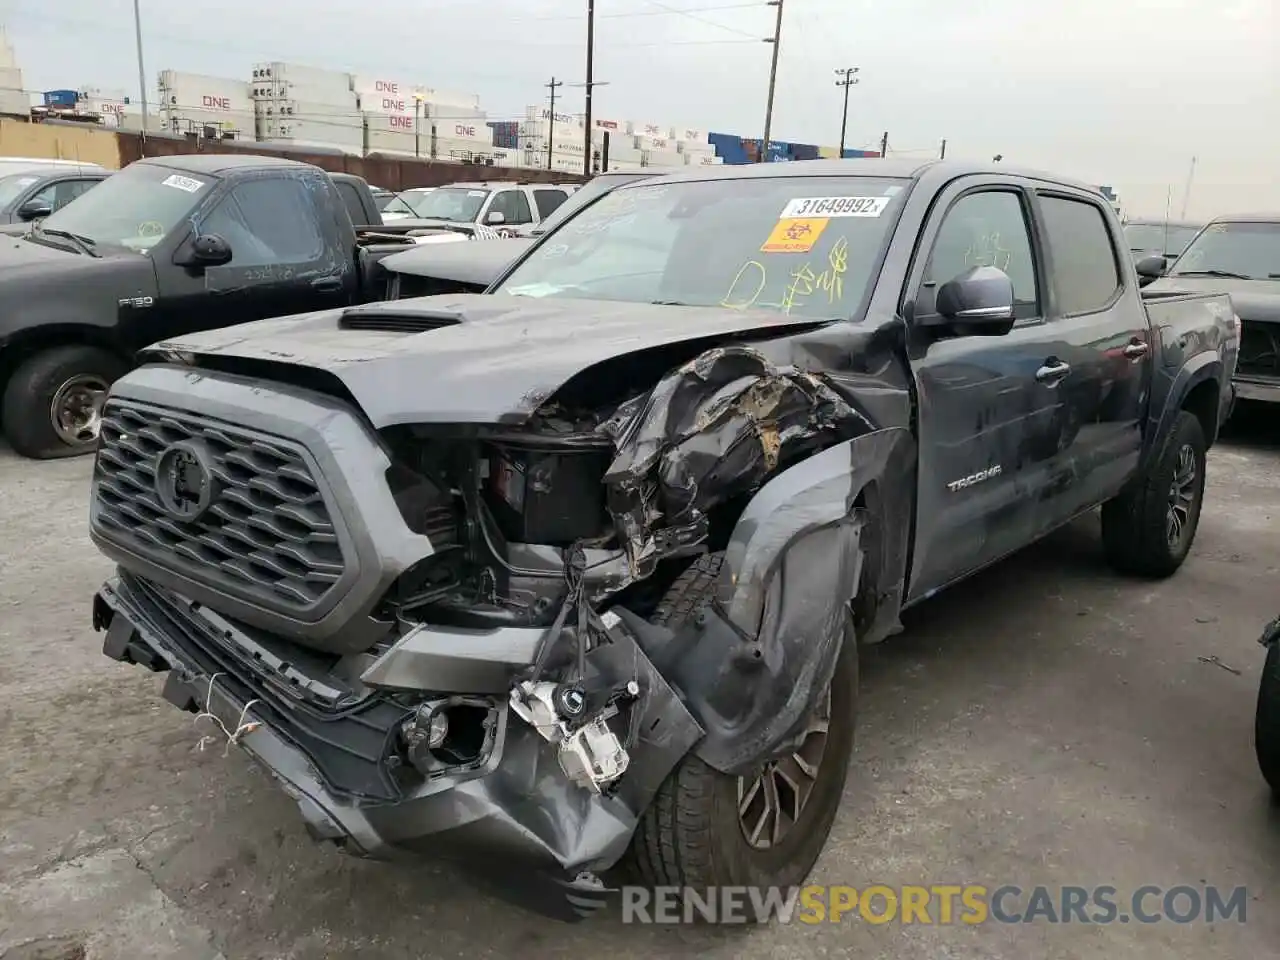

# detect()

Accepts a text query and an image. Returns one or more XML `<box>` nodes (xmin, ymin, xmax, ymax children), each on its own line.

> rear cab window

<box><xmin>1038</xmin><ymin>194</ymin><xmax>1122</xmax><ymax>315</ymax></box>
<box><xmin>533</xmin><ymin>188</ymin><xmax>569</xmax><ymax>219</ymax></box>
<box><xmin>334</xmin><ymin>180</ymin><xmax>367</xmax><ymax>224</ymax></box>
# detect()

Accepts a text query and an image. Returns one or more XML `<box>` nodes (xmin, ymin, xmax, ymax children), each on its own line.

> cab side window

<box><xmin>200</xmin><ymin>178</ymin><xmax>325</xmax><ymax>268</ymax></box>
<box><xmin>488</xmin><ymin>189</ymin><xmax>533</xmax><ymax>225</ymax></box>
<box><xmin>1038</xmin><ymin>195</ymin><xmax>1121</xmax><ymax>315</ymax></box>
<box><xmin>924</xmin><ymin>190</ymin><xmax>1039</xmax><ymax>318</ymax></box>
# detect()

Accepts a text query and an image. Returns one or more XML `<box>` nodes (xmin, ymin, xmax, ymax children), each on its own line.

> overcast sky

<box><xmin>2</xmin><ymin>0</ymin><xmax>1276</xmax><ymax>219</ymax></box>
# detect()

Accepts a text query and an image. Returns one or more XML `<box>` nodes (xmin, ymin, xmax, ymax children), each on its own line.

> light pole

<box><xmin>132</xmin><ymin>0</ymin><xmax>149</xmax><ymax>136</ymax></box>
<box><xmin>834</xmin><ymin>67</ymin><xmax>858</xmax><ymax>158</ymax></box>
<box><xmin>564</xmin><ymin>80</ymin><xmax>608</xmax><ymax>174</ymax></box>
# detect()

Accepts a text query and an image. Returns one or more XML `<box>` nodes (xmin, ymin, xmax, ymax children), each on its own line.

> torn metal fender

<box><xmin>1260</xmin><ymin>615</ymin><xmax>1280</xmax><ymax>648</ymax></box>
<box><xmin>620</xmin><ymin>428</ymin><xmax>915</xmax><ymax>776</ymax></box>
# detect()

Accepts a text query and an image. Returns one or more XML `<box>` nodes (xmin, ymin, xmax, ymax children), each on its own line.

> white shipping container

<box><xmin>0</xmin><ymin>66</ymin><xmax>21</xmax><ymax>91</ymax></box>
<box><xmin>252</xmin><ymin>81</ymin><xmax>359</xmax><ymax>108</ymax></box>
<box><xmin>432</xmin><ymin>121</ymin><xmax>492</xmax><ymax>145</ymax></box>
<box><xmin>524</xmin><ymin>150</ymin><xmax>585</xmax><ymax>174</ymax></box>
<box><xmin>424</xmin><ymin>102</ymin><xmax>486</xmax><ymax>123</ymax></box>
<box><xmin>0</xmin><ymin>89</ymin><xmax>27</xmax><ymax>116</ymax></box>
<box><xmin>79</xmin><ymin>85</ymin><xmax>129</xmax><ymax>102</ymax></box>
<box><xmin>519</xmin><ymin>118</ymin><xmax>580</xmax><ymax>142</ymax></box>
<box><xmin>607</xmin><ymin>145</ymin><xmax>644</xmax><ymax>164</ymax></box>
<box><xmin>257</xmin><ymin>138</ymin><xmax>362</xmax><ymax>156</ymax></box>
<box><xmin>520</xmin><ymin>135</ymin><xmax>587</xmax><ymax>157</ymax></box>
<box><xmin>677</xmin><ymin>140</ymin><xmax>716</xmax><ymax>155</ymax></box>
<box><xmin>670</xmin><ymin>127</ymin><xmax>709</xmax><ymax>144</ymax></box>
<box><xmin>82</xmin><ymin>95</ymin><xmax>130</xmax><ymax>120</ymax></box>
<box><xmin>526</xmin><ymin>105</ymin><xmax>577</xmax><ymax>125</ymax></box>
<box><xmin>689</xmin><ymin>154</ymin><xmax>723</xmax><ymax>165</ymax></box>
<box><xmin>635</xmin><ymin>134</ymin><xmax>672</xmax><ymax>152</ymax></box>
<box><xmin>256</xmin><ymin>100</ymin><xmax>362</xmax><ymax>125</ymax></box>
<box><xmin>643</xmin><ymin>149</ymin><xmax>685</xmax><ymax>169</ymax></box>
<box><xmin>591</xmin><ymin>117</ymin><xmax>625</xmax><ymax>134</ymax></box>
<box><xmin>418</xmin><ymin>87</ymin><xmax>480</xmax><ymax>110</ymax></box>
<box><xmin>364</xmin><ymin>126</ymin><xmax>424</xmax><ymax>156</ymax></box>
<box><xmin>158</xmin><ymin>70</ymin><xmax>252</xmax><ymax>115</ymax></box>
<box><xmin>251</xmin><ymin>62</ymin><xmax>351</xmax><ymax>98</ymax></box>
<box><xmin>365</xmin><ymin>111</ymin><xmax>422</xmax><ymax>137</ymax></box>
<box><xmin>433</xmin><ymin>138</ymin><xmax>500</xmax><ymax>161</ymax></box>
<box><xmin>352</xmin><ymin>76</ymin><xmax>419</xmax><ymax>115</ymax></box>
<box><xmin>160</xmin><ymin>108</ymin><xmax>255</xmax><ymax>136</ymax></box>
<box><xmin>630</xmin><ymin>121</ymin><xmax>667</xmax><ymax>138</ymax></box>
<box><xmin>260</xmin><ymin>117</ymin><xmax>364</xmax><ymax>148</ymax></box>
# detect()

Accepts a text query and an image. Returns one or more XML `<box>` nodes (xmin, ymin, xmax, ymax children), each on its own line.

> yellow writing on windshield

<box><xmin>780</xmin><ymin>237</ymin><xmax>849</xmax><ymax>314</ymax></box>
<box><xmin>721</xmin><ymin>260</ymin><xmax>767</xmax><ymax>309</ymax></box>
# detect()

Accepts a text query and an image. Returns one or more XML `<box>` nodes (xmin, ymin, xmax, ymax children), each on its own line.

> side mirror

<box><xmin>485</xmin><ymin>211</ymin><xmax>506</xmax><ymax>225</ymax></box>
<box><xmin>926</xmin><ymin>265</ymin><xmax>1016</xmax><ymax>331</ymax></box>
<box><xmin>175</xmin><ymin>233</ymin><xmax>232</xmax><ymax>268</ymax></box>
<box><xmin>17</xmin><ymin>198</ymin><xmax>53</xmax><ymax>221</ymax></box>
<box><xmin>1134</xmin><ymin>255</ymin><xmax>1167</xmax><ymax>282</ymax></box>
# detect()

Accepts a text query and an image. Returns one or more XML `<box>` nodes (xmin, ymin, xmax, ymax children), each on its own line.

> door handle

<box><xmin>1123</xmin><ymin>340</ymin><xmax>1150</xmax><ymax>360</ymax></box>
<box><xmin>1035</xmin><ymin>360</ymin><xmax>1071</xmax><ymax>384</ymax></box>
<box><xmin>311</xmin><ymin>277</ymin><xmax>342</xmax><ymax>292</ymax></box>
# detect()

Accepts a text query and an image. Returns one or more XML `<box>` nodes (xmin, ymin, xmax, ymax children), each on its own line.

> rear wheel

<box><xmin>1256</xmin><ymin>643</ymin><xmax>1280</xmax><ymax>795</ymax></box>
<box><xmin>1101</xmin><ymin>410</ymin><xmax>1206</xmax><ymax>577</ymax></box>
<box><xmin>625</xmin><ymin>552</ymin><xmax>858</xmax><ymax>899</ymax></box>
<box><xmin>1</xmin><ymin>345</ymin><xmax>125</xmax><ymax>459</ymax></box>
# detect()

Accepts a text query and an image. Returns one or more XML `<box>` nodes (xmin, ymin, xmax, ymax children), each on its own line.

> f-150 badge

<box><xmin>118</xmin><ymin>296</ymin><xmax>154</xmax><ymax>308</ymax></box>
<box><xmin>947</xmin><ymin>465</ymin><xmax>1002</xmax><ymax>492</ymax></box>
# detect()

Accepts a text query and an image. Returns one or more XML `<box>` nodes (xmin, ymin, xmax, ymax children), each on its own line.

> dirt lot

<box><xmin>2</xmin><ymin>411</ymin><xmax>1279</xmax><ymax>960</ymax></box>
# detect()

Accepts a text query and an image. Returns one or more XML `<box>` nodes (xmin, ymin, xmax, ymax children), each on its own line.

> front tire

<box><xmin>1101</xmin><ymin>410</ymin><xmax>1207</xmax><ymax>577</ymax></box>
<box><xmin>625</xmin><ymin>552</ymin><xmax>859</xmax><ymax>897</ymax></box>
<box><xmin>1</xmin><ymin>345</ymin><xmax>125</xmax><ymax>459</ymax></box>
<box><xmin>1256</xmin><ymin>643</ymin><xmax>1280</xmax><ymax>795</ymax></box>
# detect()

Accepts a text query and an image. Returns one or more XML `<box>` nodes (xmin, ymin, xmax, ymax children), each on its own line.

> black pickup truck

<box><xmin>0</xmin><ymin>155</ymin><xmax>413</xmax><ymax>459</ymax></box>
<box><xmin>90</xmin><ymin>159</ymin><xmax>1237</xmax><ymax>921</ymax></box>
<box><xmin>1139</xmin><ymin>213</ymin><xmax>1280</xmax><ymax>407</ymax></box>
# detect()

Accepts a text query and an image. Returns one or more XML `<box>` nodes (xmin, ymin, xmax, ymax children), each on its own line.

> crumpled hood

<box><xmin>380</xmin><ymin>237</ymin><xmax>532</xmax><ymax>285</ymax></box>
<box><xmin>1147</xmin><ymin>275</ymin><xmax>1280</xmax><ymax>324</ymax></box>
<box><xmin>143</xmin><ymin>294</ymin><xmax>830</xmax><ymax>427</ymax></box>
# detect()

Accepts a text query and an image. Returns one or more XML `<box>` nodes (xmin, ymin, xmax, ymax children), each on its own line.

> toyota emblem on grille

<box><xmin>155</xmin><ymin>441</ymin><xmax>217</xmax><ymax>522</ymax></box>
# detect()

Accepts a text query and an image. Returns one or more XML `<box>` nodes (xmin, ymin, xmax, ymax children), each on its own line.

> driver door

<box><xmin>154</xmin><ymin>174</ymin><xmax>352</xmax><ymax>339</ymax></box>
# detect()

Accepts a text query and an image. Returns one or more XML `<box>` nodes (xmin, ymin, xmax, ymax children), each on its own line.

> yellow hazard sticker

<box><xmin>761</xmin><ymin>217</ymin><xmax>829</xmax><ymax>253</ymax></box>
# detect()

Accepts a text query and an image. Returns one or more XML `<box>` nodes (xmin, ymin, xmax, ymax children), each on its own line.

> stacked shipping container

<box><xmin>158</xmin><ymin>70</ymin><xmax>254</xmax><ymax>140</ymax></box>
<box><xmin>0</xmin><ymin>29</ymin><xmax>27</xmax><ymax>116</ymax></box>
<box><xmin>252</xmin><ymin>62</ymin><xmax>363</xmax><ymax>154</ymax></box>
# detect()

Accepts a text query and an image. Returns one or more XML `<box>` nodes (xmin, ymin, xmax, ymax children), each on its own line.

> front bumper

<box><xmin>1233</xmin><ymin>375</ymin><xmax>1280</xmax><ymax>405</ymax></box>
<box><xmin>93</xmin><ymin>573</ymin><xmax>700</xmax><ymax>921</ymax></box>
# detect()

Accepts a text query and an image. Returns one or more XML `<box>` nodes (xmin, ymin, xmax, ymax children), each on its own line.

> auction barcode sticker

<box><xmin>161</xmin><ymin>174</ymin><xmax>205</xmax><ymax>193</ymax></box>
<box><xmin>779</xmin><ymin>196</ymin><xmax>889</xmax><ymax>219</ymax></box>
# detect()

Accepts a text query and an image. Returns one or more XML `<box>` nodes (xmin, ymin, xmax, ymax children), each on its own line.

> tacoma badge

<box><xmin>947</xmin><ymin>465</ymin><xmax>1002</xmax><ymax>492</ymax></box>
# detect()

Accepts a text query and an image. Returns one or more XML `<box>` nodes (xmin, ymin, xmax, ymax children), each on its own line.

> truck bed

<box><xmin>1142</xmin><ymin>289</ymin><xmax>1238</xmax><ymax>429</ymax></box>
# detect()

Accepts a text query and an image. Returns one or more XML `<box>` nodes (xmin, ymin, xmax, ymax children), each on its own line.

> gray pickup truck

<box><xmin>89</xmin><ymin>159</ymin><xmax>1236</xmax><ymax>921</ymax></box>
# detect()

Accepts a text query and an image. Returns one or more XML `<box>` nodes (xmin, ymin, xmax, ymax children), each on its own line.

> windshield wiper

<box><xmin>1172</xmin><ymin>269</ymin><xmax>1255</xmax><ymax>280</ymax></box>
<box><xmin>34</xmin><ymin>221</ymin><xmax>100</xmax><ymax>257</ymax></box>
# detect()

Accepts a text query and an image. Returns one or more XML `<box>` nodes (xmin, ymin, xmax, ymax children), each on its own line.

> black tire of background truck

<box><xmin>1100</xmin><ymin>409</ymin><xmax>1207</xmax><ymax>578</ymax></box>
<box><xmin>624</xmin><ymin>551</ymin><xmax>859</xmax><ymax>898</ymax></box>
<box><xmin>1</xmin><ymin>345</ymin><xmax>126</xmax><ymax>460</ymax></box>
<box><xmin>1255</xmin><ymin>644</ymin><xmax>1280</xmax><ymax>796</ymax></box>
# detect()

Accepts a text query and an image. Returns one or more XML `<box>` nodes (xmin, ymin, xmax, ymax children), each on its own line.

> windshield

<box><xmin>1168</xmin><ymin>221</ymin><xmax>1280</xmax><ymax>280</ymax></box>
<box><xmin>380</xmin><ymin>194</ymin><xmax>418</xmax><ymax>216</ymax></box>
<box><xmin>41</xmin><ymin>162</ymin><xmax>214</xmax><ymax>250</ymax></box>
<box><xmin>1124</xmin><ymin>223</ymin><xmax>1202</xmax><ymax>256</ymax></box>
<box><xmin>0</xmin><ymin>173</ymin><xmax>44</xmax><ymax>209</ymax></box>
<box><xmin>495</xmin><ymin>175</ymin><xmax>910</xmax><ymax>318</ymax></box>
<box><xmin>531</xmin><ymin>174</ymin><xmax>651</xmax><ymax>234</ymax></box>
<box><xmin>405</xmin><ymin>186</ymin><xmax>489</xmax><ymax>222</ymax></box>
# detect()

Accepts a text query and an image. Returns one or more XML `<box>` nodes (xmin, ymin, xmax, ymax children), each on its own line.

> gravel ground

<box><xmin>1</xmin><ymin>409</ymin><xmax>1278</xmax><ymax>960</ymax></box>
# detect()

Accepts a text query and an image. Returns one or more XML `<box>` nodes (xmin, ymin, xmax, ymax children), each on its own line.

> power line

<box><xmin>637</xmin><ymin>0</ymin><xmax>768</xmax><ymax>39</ymax></box>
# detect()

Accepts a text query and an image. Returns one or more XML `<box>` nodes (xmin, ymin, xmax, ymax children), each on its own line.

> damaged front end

<box><xmin>90</xmin><ymin>339</ymin><xmax>887</xmax><ymax>918</ymax></box>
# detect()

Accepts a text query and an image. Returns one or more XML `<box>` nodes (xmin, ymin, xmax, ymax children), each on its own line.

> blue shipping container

<box><xmin>43</xmin><ymin>89</ymin><xmax>78</xmax><ymax>107</ymax></box>
<box><xmin>792</xmin><ymin>143</ymin><xmax>820</xmax><ymax>161</ymax></box>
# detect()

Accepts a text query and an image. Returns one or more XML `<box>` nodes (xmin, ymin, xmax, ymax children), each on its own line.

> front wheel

<box><xmin>1101</xmin><ymin>410</ymin><xmax>1207</xmax><ymax>577</ymax></box>
<box><xmin>625</xmin><ymin>552</ymin><xmax>859</xmax><ymax>898</ymax></box>
<box><xmin>1</xmin><ymin>345</ymin><xmax>125</xmax><ymax>459</ymax></box>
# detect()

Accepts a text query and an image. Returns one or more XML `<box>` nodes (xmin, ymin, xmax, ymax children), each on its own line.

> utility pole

<box><xmin>545</xmin><ymin>77</ymin><xmax>563</xmax><ymax>171</ymax></box>
<box><xmin>583</xmin><ymin>0</ymin><xmax>596</xmax><ymax>176</ymax></box>
<box><xmin>878</xmin><ymin>130</ymin><xmax>888</xmax><ymax>157</ymax></box>
<box><xmin>132</xmin><ymin>0</ymin><xmax>149</xmax><ymax>138</ymax></box>
<box><xmin>761</xmin><ymin>0</ymin><xmax>784</xmax><ymax>159</ymax></box>
<box><xmin>834</xmin><ymin>66</ymin><xmax>859</xmax><ymax>157</ymax></box>
<box><xmin>939</xmin><ymin>139</ymin><xmax>947</xmax><ymax>159</ymax></box>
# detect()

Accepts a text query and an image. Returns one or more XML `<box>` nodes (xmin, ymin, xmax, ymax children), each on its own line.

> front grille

<box><xmin>94</xmin><ymin>400</ymin><xmax>348</xmax><ymax>613</ymax></box>
<box><xmin>1239</xmin><ymin>321</ymin><xmax>1280</xmax><ymax>379</ymax></box>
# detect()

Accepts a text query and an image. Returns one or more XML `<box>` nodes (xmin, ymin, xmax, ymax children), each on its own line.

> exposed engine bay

<box><xmin>376</xmin><ymin>344</ymin><xmax>872</xmax><ymax>793</ymax></box>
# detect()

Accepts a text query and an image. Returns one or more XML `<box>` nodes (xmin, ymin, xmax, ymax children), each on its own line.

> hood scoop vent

<box><xmin>339</xmin><ymin>304</ymin><xmax>465</xmax><ymax>333</ymax></box>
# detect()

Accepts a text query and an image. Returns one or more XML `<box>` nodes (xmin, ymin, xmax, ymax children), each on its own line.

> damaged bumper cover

<box><xmin>94</xmin><ymin>572</ymin><xmax>702</xmax><ymax>921</ymax></box>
